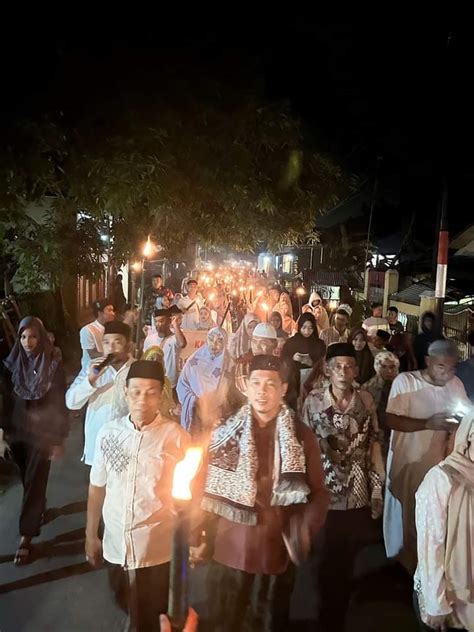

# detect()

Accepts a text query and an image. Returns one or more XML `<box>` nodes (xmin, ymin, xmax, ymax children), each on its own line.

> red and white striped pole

<box><xmin>434</xmin><ymin>182</ymin><xmax>449</xmax><ymax>337</ymax></box>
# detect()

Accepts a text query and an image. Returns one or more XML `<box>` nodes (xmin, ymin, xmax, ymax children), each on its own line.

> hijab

<box><xmin>3</xmin><ymin>316</ymin><xmax>60</xmax><ymax>400</ymax></box>
<box><xmin>349</xmin><ymin>328</ymin><xmax>375</xmax><ymax>385</ymax></box>
<box><xmin>440</xmin><ymin>413</ymin><xmax>474</xmax><ymax>625</ymax></box>
<box><xmin>282</xmin><ymin>313</ymin><xmax>325</xmax><ymax>362</ymax></box>
<box><xmin>269</xmin><ymin>311</ymin><xmax>287</xmax><ymax>338</ymax></box>
<box><xmin>198</xmin><ymin>306</ymin><xmax>216</xmax><ymax>330</ymax></box>
<box><xmin>229</xmin><ymin>313</ymin><xmax>259</xmax><ymax>360</ymax></box>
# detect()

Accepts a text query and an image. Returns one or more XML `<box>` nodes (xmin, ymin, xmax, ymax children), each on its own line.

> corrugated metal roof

<box><xmin>391</xmin><ymin>282</ymin><xmax>458</xmax><ymax>306</ymax></box>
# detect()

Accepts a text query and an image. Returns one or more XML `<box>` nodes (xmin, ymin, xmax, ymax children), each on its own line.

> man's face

<box><xmin>152</xmin><ymin>277</ymin><xmax>163</xmax><ymax>290</ymax></box>
<box><xmin>100</xmin><ymin>305</ymin><xmax>116</xmax><ymax>323</ymax></box>
<box><xmin>187</xmin><ymin>282</ymin><xmax>198</xmax><ymax>298</ymax></box>
<box><xmin>378</xmin><ymin>360</ymin><xmax>398</xmax><ymax>382</ymax></box>
<box><xmin>373</xmin><ymin>306</ymin><xmax>383</xmax><ymax>318</ymax></box>
<box><xmin>334</xmin><ymin>313</ymin><xmax>349</xmax><ymax>331</ymax></box>
<box><xmin>251</xmin><ymin>336</ymin><xmax>277</xmax><ymax>356</ymax></box>
<box><xmin>387</xmin><ymin>310</ymin><xmax>398</xmax><ymax>324</ymax></box>
<box><xmin>373</xmin><ymin>335</ymin><xmax>386</xmax><ymax>350</ymax></box>
<box><xmin>328</xmin><ymin>356</ymin><xmax>357</xmax><ymax>389</ymax></box>
<box><xmin>103</xmin><ymin>333</ymin><xmax>129</xmax><ymax>358</ymax></box>
<box><xmin>426</xmin><ymin>355</ymin><xmax>457</xmax><ymax>386</ymax></box>
<box><xmin>155</xmin><ymin>315</ymin><xmax>171</xmax><ymax>336</ymax></box>
<box><xmin>247</xmin><ymin>370</ymin><xmax>287</xmax><ymax>417</ymax></box>
<box><xmin>125</xmin><ymin>378</ymin><xmax>162</xmax><ymax>426</ymax></box>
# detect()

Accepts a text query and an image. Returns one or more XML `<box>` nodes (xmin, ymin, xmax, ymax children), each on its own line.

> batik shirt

<box><xmin>302</xmin><ymin>386</ymin><xmax>383</xmax><ymax>510</ymax></box>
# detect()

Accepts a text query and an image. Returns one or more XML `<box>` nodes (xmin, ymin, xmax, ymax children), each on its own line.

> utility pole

<box><xmin>363</xmin><ymin>157</ymin><xmax>383</xmax><ymax>299</ymax></box>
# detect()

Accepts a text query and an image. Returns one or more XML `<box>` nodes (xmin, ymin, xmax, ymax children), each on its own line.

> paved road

<box><xmin>0</xmin><ymin>420</ymin><xmax>419</xmax><ymax>632</ymax></box>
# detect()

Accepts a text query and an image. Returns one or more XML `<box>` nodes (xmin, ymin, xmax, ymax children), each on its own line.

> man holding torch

<box><xmin>191</xmin><ymin>355</ymin><xmax>329</xmax><ymax>631</ymax></box>
<box><xmin>85</xmin><ymin>360</ymin><xmax>190</xmax><ymax>631</ymax></box>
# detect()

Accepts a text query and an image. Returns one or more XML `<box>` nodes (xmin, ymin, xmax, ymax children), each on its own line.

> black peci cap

<box><xmin>126</xmin><ymin>360</ymin><xmax>165</xmax><ymax>384</ymax></box>
<box><xmin>326</xmin><ymin>342</ymin><xmax>356</xmax><ymax>361</ymax></box>
<box><xmin>104</xmin><ymin>321</ymin><xmax>131</xmax><ymax>341</ymax></box>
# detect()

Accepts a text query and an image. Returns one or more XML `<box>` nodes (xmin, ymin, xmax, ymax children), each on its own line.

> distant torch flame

<box><xmin>171</xmin><ymin>447</ymin><xmax>203</xmax><ymax>501</ymax></box>
<box><xmin>262</xmin><ymin>302</ymin><xmax>269</xmax><ymax>312</ymax></box>
<box><xmin>143</xmin><ymin>236</ymin><xmax>154</xmax><ymax>258</ymax></box>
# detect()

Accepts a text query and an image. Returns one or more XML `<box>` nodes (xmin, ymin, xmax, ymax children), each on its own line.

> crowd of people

<box><xmin>1</xmin><ymin>266</ymin><xmax>474</xmax><ymax>632</ymax></box>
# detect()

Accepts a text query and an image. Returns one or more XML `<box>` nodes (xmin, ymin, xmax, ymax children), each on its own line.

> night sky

<box><xmin>1</xmin><ymin>18</ymin><xmax>472</xmax><ymax>245</ymax></box>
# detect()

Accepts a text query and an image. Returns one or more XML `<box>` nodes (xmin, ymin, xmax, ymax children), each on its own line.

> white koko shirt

<box><xmin>66</xmin><ymin>359</ymin><xmax>135</xmax><ymax>465</ymax></box>
<box><xmin>90</xmin><ymin>414</ymin><xmax>190</xmax><ymax>570</ymax></box>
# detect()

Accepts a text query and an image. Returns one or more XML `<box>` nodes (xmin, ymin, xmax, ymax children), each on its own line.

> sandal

<box><xmin>14</xmin><ymin>539</ymin><xmax>32</xmax><ymax>566</ymax></box>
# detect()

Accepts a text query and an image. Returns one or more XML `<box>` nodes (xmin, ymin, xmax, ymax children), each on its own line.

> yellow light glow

<box><xmin>296</xmin><ymin>287</ymin><xmax>305</xmax><ymax>296</ymax></box>
<box><xmin>232</xmin><ymin>290</ymin><xmax>237</xmax><ymax>296</ymax></box>
<box><xmin>257</xmin><ymin>290</ymin><xmax>263</xmax><ymax>297</ymax></box>
<box><xmin>143</xmin><ymin>237</ymin><xmax>154</xmax><ymax>258</ymax></box>
<box><xmin>239</xmin><ymin>286</ymin><xmax>245</xmax><ymax>292</ymax></box>
<box><xmin>262</xmin><ymin>302</ymin><xmax>269</xmax><ymax>312</ymax></box>
<box><xmin>328</xmin><ymin>300</ymin><xmax>338</xmax><ymax>311</ymax></box>
<box><xmin>131</xmin><ymin>261</ymin><xmax>142</xmax><ymax>272</ymax></box>
<box><xmin>248</xmin><ymin>285</ymin><xmax>254</xmax><ymax>291</ymax></box>
<box><xmin>171</xmin><ymin>447</ymin><xmax>203</xmax><ymax>501</ymax></box>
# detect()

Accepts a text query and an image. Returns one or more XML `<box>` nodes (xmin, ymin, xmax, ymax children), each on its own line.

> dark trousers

<box><xmin>208</xmin><ymin>560</ymin><xmax>296</xmax><ymax>632</ymax></box>
<box><xmin>127</xmin><ymin>563</ymin><xmax>170</xmax><ymax>632</ymax></box>
<box><xmin>11</xmin><ymin>441</ymin><xmax>51</xmax><ymax>538</ymax></box>
<box><xmin>312</xmin><ymin>507</ymin><xmax>375</xmax><ymax>632</ymax></box>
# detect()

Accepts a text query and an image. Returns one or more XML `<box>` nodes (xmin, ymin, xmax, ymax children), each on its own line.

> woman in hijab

<box><xmin>414</xmin><ymin>412</ymin><xmax>474</xmax><ymax>631</ymax></box>
<box><xmin>1</xmin><ymin>317</ymin><xmax>68</xmax><ymax>565</ymax></box>
<box><xmin>414</xmin><ymin>311</ymin><xmax>438</xmax><ymax>370</ymax></box>
<box><xmin>350</xmin><ymin>328</ymin><xmax>376</xmax><ymax>385</ymax></box>
<box><xmin>281</xmin><ymin>313</ymin><xmax>326</xmax><ymax>413</ymax></box>
<box><xmin>197</xmin><ymin>306</ymin><xmax>216</xmax><ymax>331</ymax></box>
<box><xmin>177</xmin><ymin>327</ymin><xmax>229</xmax><ymax>437</ymax></box>
<box><xmin>269</xmin><ymin>311</ymin><xmax>288</xmax><ymax>339</ymax></box>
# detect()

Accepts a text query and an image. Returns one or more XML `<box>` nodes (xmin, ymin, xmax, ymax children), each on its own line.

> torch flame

<box><xmin>143</xmin><ymin>236</ymin><xmax>154</xmax><ymax>258</ymax></box>
<box><xmin>171</xmin><ymin>447</ymin><xmax>203</xmax><ymax>501</ymax></box>
<box><xmin>296</xmin><ymin>287</ymin><xmax>305</xmax><ymax>296</ymax></box>
<box><xmin>262</xmin><ymin>302</ymin><xmax>269</xmax><ymax>312</ymax></box>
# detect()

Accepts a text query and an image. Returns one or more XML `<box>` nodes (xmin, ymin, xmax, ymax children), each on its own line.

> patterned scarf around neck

<box><xmin>202</xmin><ymin>403</ymin><xmax>310</xmax><ymax>525</ymax></box>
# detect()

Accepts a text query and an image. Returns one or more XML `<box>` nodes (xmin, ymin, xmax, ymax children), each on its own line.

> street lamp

<box><xmin>135</xmin><ymin>236</ymin><xmax>156</xmax><ymax>357</ymax></box>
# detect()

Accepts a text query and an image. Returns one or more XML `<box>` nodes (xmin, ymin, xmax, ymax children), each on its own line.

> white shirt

<box><xmin>66</xmin><ymin>359</ymin><xmax>134</xmax><ymax>465</ymax></box>
<box><xmin>90</xmin><ymin>415</ymin><xmax>190</xmax><ymax>569</ymax></box>
<box><xmin>383</xmin><ymin>371</ymin><xmax>469</xmax><ymax>571</ymax></box>
<box><xmin>143</xmin><ymin>333</ymin><xmax>182</xmax><ymax>387</ymax></box>
<box><xmin>177</xmin><ymin>295</ymin><xmax>204</xmax><ymax>330</ymax></box>
<box><xmin>414</xmin><ymin>466</ymin><xmax>472</xmax><ymax>630</ymax></box>
<box><xmin>362</xmin><ymin>317</ymin><xmax>390</xmax><ymax>339</ymax></box>
<box><xmin>79</xmin><ymin>320</ymin><xmax>105</xmax><ymax>370</ymax></box>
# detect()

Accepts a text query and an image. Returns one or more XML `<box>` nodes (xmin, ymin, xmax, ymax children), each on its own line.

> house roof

<box><xmin>302</xmin><ymin>269</ymin><xmax>362</xmax><ymax>288</ymax></box>
<box><xmin>390</xmin><ymin>281</ymin><xmax>459</xmax><ymax>306</ymax></box>
<box><xmin>450</xmin><ymin>225</ymin><xmax>474</xmax><ymax>250</ymax></box>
